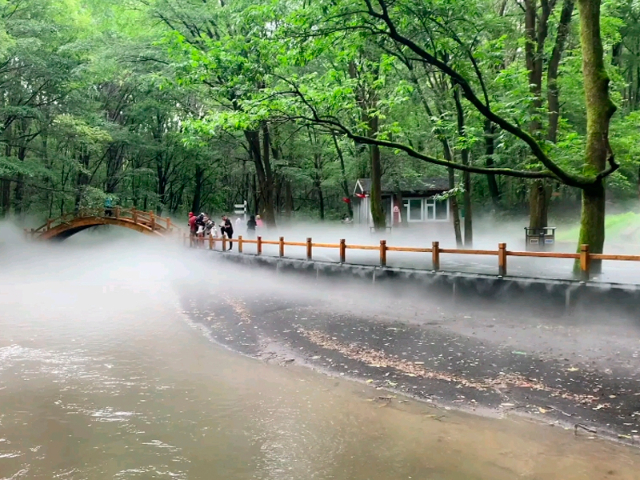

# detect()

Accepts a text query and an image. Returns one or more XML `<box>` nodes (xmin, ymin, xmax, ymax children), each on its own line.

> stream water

<box><xmin>1</xmin><ymin>234</ymin><xmax>639</xmax><ymax>479</ymax></box>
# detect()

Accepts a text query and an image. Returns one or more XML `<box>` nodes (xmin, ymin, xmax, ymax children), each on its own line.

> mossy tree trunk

<box><xmin>368</xmin><ymin>116</ymin><xmax>386</xmax><ymax>230</ymax></box>
<box><xmin>454</xmin><ymin>87</ymin><xmax>472</xmax><ymax>247</ymax></box>
<box><xmin>528</xmin><ymin>180</ymin><xmax>549</xmax><ymax>230</ymax></box>
<box><xmin>576</xmin><ymin>0</ymin><xmax>617</xmax><ymax>271</ymax></box>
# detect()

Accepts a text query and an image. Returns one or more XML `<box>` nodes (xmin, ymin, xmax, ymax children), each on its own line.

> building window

<box><xmin>405</xmin><ymin>197</ymin><xmax>449</xmax><ymax>222</ymax></box>
<box><xmin>408</xmin><ymin>198</ymin><xmax>423</xmax><ymax>221</ymax></box>
<box><xmin>426</xmin><ymin>197</ymin><xmax>449</xmax><ymax>221</ymax></box>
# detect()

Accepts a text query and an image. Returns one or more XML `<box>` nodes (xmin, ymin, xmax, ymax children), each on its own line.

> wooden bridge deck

<box><xmin>26</xmin><ymin>207</ymin><xmax>174</xmax><ymax>240</ymax></box>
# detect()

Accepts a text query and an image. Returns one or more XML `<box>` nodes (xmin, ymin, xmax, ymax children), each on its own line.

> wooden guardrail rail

<box><xmin>185</xmin><ymin>234</ymin><xmax>640</xmax><ymax>281</ymax></box>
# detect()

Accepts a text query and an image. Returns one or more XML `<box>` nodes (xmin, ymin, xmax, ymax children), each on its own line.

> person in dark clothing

<box><xmin>220</xmin><ymin>215</ymin><xmax>234</xmax><ymax>251</ymax></box>
<box><xmin>246</xmin><ymin>215</ymin><xmax>257</xmax><ymax>238</ymax></box>
<box><xmin>195</xmin><ymin>213</ymin><xmax>207</xmax><ymax>247</ymax></box>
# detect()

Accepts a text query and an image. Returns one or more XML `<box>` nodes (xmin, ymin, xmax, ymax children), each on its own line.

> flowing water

<box><xmin>1</xmin><ymin>232</ymin><xmax>639</xmax><ymax>480</ymax></box>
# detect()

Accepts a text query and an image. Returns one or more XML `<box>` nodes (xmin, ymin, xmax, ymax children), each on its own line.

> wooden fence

<box><xmin>185</xmin><ymin>233</ymin><xmax>640</xmax><ymax>281</ymax></box>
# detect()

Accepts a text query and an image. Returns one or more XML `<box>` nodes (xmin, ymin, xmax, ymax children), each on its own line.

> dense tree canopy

<box><xmin>0</xmin><ymin>0</ymin><xmax>638</xmax><ymax>252</ymax></box>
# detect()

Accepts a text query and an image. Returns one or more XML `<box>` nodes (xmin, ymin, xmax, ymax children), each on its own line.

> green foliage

<box><xmin>1</xmin><ymin>0</ymin><xmax>640</xmax><ymax>230</ymax></box>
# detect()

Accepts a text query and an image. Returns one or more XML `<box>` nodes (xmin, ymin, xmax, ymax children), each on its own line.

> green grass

<box><xmin>555</xmin><ymin>212</ymin><xmax>640</xmax><ymax>244</ymax></box>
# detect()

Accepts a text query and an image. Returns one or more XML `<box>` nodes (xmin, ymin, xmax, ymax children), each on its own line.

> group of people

<box><xmin>188</xmin><ymin>212</ymin><xmax>263</xmax><ymax>250</ymax></box>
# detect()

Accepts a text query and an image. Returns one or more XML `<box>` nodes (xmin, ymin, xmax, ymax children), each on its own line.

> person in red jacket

<box><xmin>188</xmin><ymin>212</ymin><xmax>197</xmax><ymax>246</ymax></box>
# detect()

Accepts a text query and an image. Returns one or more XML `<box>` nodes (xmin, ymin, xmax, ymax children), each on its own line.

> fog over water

<box><xmin>1</xmin><ymin>224</ymin><xmax>640</xmax><ymax>479</ymax></box>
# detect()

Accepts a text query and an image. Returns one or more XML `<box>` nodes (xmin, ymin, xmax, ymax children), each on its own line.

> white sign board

<box><xmin>234</xmin><ymin>201</ymin><xmax>247</xmax><ymax>220</ymax></box>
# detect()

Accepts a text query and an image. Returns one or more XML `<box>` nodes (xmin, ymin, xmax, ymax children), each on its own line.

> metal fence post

<box><xmin>257</xmin><ymin>236</ymin><xmax>262</xmax><ymax>255</ymax></box>
<box><xmin>279</xmin><ymin>236</ymin><xmax>285</xmax><ymax>257</ymax></box>
<box><xmin>339</xmin><ymin>239</ymin><xmax>346</xmax><ymax>263</ymax></box>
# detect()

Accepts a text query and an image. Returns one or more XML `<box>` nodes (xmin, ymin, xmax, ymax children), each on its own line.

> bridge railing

<box><xmin>27</xmin><ymin>207</ymin><xmax>174</xmax><ymax>238</ymax></box>
<box><xmin>185</xmin><ymin>233</ymin><xmax>640</xmax><ymax>281</ymax></box>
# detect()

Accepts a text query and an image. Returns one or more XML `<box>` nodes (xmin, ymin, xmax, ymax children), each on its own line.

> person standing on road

<box><xmin>256</xmin><ymin>215</ymin><xmax>263</xmax><ymax>228</ymax></box>
<box><xmin>188</xmin><ymin>212</ymin><xmax>197</xmax><ymax>246</ymax></box>
<box><xmin>104</xmin><ymin>196</ymin><xmax>113</xmax><ymax>216</ymax></box>
<box><xmin>221</xmin><ymin>215</ymin><xmax>234</xmax><ymax>251</ymax></box>
<box><xmin>195</xmin><ymin>213</ymin><xmax>206</xmax><ymax>247</ymax></box>
<box><xmin>246</xmin><ymin>215</ymin><xmax>257</xmax><ymax>238</ymax></box>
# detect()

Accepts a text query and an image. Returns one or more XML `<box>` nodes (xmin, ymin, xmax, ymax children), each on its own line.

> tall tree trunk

<box><xmin>284</xmin><ymin>180</ymin><xmax>293</xmax><ymax>218</ymax></box>
<box><xmin>332</xmin><ymin>132</ymin><xmax>354</xmax><ymax>217</ymax></box>
<box><xmin>244</xmin><ymin>126</ymin><xmax>276</xmax><ymax>227</ymax></box>
<box><xmin>317</xmin><ymin>182</ymin><xmax>325</xmax><ymax>220</ymax></box>
<box><xmin>191</xmin><ymin>163</ymin><xmax>204</xmax><ymax>214</ymax></box>
<box><xmin>525</xmin><ymin>0</ymin><xmax>552</xmax><ymax>231</ymax></box>
<box><xmin>313</xmin><ymin>153</ymin><xmax>325</xmax><ymax>220</ymax></box>
<box><xmin>260</xmin><ymin>123</ymin><xmax>277</xmax><ymax>227</ymax></box>
<box><xmin>483</xmin><ymin>120</ymin><xmax>500</xmax><ymax>207</ymax></box>
<box><xmin>368</xmin><ymin>116</ymin><xmax>386</xmax><ymax>230</ymax></box>
<box><xmin>548</xmin><ymin>0</ymin><xmax>575</xmax><ymax>144</ymax></box>
<box><xmin>1</xmin><ymin>142</ymin><xmax>11</xmax><ymax>217</ymax></box>
<box><xmin>528</xmin><ymin>180</ymin><xmax>549</xmax><ymax>229</ymax></box>
<box><xmin>0</xmin><ymin>179</ymin><xmax>10</xmax><ymax>218</ymax></box>
<box><xmin>454</xmin><ymin>88</ymin><xmax>473</xmax><ymax>247</ymax></box>
<box><xmin>74</xmin><ymin>149</ymin><xmax>90</xmax><ymax>213</ymax></box>
<box><xmin>106</xmin><ymin>144</ymin><xmax>124</xmax><ymax>194</ymax></box>
<box><xmin>577</xmin><ymin>0</ymin><xmax>617</xmax><ymax>269</ymax></box>
<box><xmin>12</xmin><ymin>128</ymin><xmax>27</xmax><ymax>217</ymax></box>
<box><xmin>408</xmin><ymin>68</ymin><xmax>462</xmax><ymax>244</ymax></box>
<box><xmin>448</xmin><ymin>167</ymin><xmax>463</xmax><ymax>247</ymax></box>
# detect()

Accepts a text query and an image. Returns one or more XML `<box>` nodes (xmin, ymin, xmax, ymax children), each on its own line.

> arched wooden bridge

<box><xmin>26</xmin><ymin>207</ymin><xmax>174</xmax><ymax>240</ymax></box>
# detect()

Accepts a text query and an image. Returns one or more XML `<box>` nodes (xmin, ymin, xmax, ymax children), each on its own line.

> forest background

<box><xmin>1</xmin><ymin>0</ymin><xmax>639</xmax><ymax>251</ymax></box>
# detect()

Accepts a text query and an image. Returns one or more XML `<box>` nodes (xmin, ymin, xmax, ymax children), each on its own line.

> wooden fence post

<box><xmin>339</xmin><ymin>239</ymin><xmax>346</xmax><ymax>263</ymax></box>
<box><xmin>150</xmin><ymin>212</ymin><xmax>156</xmax><ymax>230</ymax></box>
<box><xmin>238</xmin><ymin>235</ymin><xmax>243</xmax><ymax>253</ymax></box>
<box><xmin>498</xmin><ymin>243</ymin><xmax>507</xmax><ymax>276</ymax></box>
<box><xmin>257</xmin><ymin>236</ymin><xmax>262</xmax><ymax>255</ymax></box>
<box><xmin>132</xmin><ymin>209</ymin><xmax>138</xmax><ymax>224</ymax></box>
<box><xmin>115</xmin><ymin>207</ymin><xmax>120</xmax><ymax>219</ymax></box>
<box><xmin>209</xmin><ymin>234</ymin><xmax>214</xmax><ymax>250</ymax></box>
<box><xmin>279</xmin><ymin>236</ymin><xmax>285</xmax><ymax>257</ymax></box>
<box><xmin>166</xmin><ymin>217</ymin><xmax>171</xmax><ymax>230</ymax></box>
<box><xmin>46</xmin><ymin>219</ymin><xmax>52</xmax><ymax>231</ymax></box>
<box><xmin>432</xmin><ymin>241</ymin><xmax>440</xmax><ymax>271</ymax></box>
<box><xmin>306</xmin><ymin>237</ymin><xmax>312</xmax><ymax>261</ymax></box>
<box><xmin>380</xmin><ymin>240</ymin><xmax>387</xmax><ymax>267</ymax></box>
<box><xmin>580</xmin><ymin>244</ymin><xmax>590</xmax><ymax>281</ymax></box>
<box><xmin>222</xmin><ymin>235</ymin><xmax>227</xmax><ymax>251</ymax></box>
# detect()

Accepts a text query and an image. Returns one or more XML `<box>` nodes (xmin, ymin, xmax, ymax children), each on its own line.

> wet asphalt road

<box><xmin>179</xmin><ymin>270</ymin><xmax>640</xmax><ymax>445</ymax></box>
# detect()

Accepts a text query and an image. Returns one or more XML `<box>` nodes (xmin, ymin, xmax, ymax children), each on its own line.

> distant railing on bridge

<box><xmin>26</xmin><ymin>207</ymin><xmax>174</xmax><ymax>239</ymax></box>
<box><xmin>185</xmin><ymin>233</ymin><xmax>640</xmax><ymax>282</ymax></box>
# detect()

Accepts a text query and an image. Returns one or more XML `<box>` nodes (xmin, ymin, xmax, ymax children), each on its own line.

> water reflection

<box><xmin>0</xmin><ymin>239</ymin><xmax>639</xmax><ymax>479</ymax></box>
